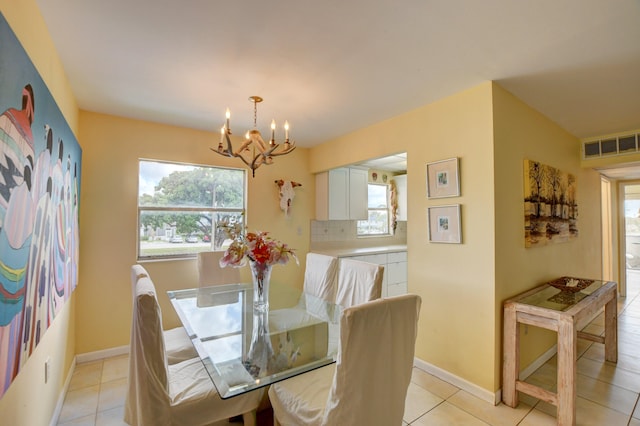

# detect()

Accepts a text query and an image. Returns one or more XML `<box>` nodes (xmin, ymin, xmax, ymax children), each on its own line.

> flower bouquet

<box><xmin>220</xmin><ymin>230</ymin><xmax>298</xmax><ymax>311</ymax></box>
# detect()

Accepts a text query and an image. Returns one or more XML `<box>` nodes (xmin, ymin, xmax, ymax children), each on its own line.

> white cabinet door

<box><xmin>387</xmin><ymin>251</ymin><xmax>408</xmax><ymax>297</ymax></box>
<box><xmin>315</xmin><ymin>167</ymin><xmax>368</xmax><ymax>221</ymax></box>
<box><xmin>349</xmin><ymin>168</ymin><xmax>368</xmax><ymax>220</ymax></box>
<box><xmin>329</xmin><ymin>168</ymin><xmax>349</xmax><ymax>220</ymax></box>
<box><xmin>394</xmin><ymin>174</ymin><xmax>407</xmax><ymax>221</ymax></box>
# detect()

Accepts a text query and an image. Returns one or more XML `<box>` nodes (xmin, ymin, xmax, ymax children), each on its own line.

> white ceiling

<box><xmin>35</xmin><ymin>0</ymin><xmax>640</xmax><ymax>156</ymax></box>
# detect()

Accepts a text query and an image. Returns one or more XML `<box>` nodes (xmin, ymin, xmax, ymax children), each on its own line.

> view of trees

<box><xmin>139</xmin><ymin>164</ymin><xmax>244</xmax><ymax>246</ymax></box>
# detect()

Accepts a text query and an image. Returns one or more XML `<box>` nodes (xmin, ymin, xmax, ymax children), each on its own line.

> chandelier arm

<box><xmin>268</xmin><ymin>144</ymin><xmax>296</xmax><ymax>157</ymax></box>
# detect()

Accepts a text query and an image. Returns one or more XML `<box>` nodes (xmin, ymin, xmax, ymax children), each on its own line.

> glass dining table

<box><xmin>167</xmin><ymin>282</ymin><xmax>341</xmax><ymax>399</ymax></box>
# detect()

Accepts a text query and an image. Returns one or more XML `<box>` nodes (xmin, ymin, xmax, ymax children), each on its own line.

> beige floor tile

<box><xmin>447</xmin><ymin>390</ymin><xmax>531</xmax><ymax>426</ymax></box>
<box><xmin>58</xmin><ymin>385</ymin><xmax>100</xmax><ymax>423</ymax></box>
<box><xmin>57</xmin><ymin>414</ymin><xmax>97</xmax><ymax>426</ymax></box>
<box><xmin>534</xmin><ymin>395</ymin><xmax>631</xmax><ymax>425</ymax></box>
<box><xmin>577</xmin><ymin>356</ymin><xmax>640</xmax><ymax>392</ymax></box>
<box><xmin>582</xmin><ymin>344</ymin><xmax>640</xmax><ymax>374</ymax></box>
<box><xmin>411</xmin><ymin>401</ymin><xmax>490</xmax><ymax>425</ymax></box>
<box><xmin>101</xmin><ymin>355</ymin><xmax>129</xmax><ymax>383</ymax></box>
<box><xmin>96</xmin><ymin>405</ymin><xmax>127</xmax><ymax>426</ymax></box>
<box><xmin>576</xmin><ymin>373</ymin><xmax>638</xmax><ymax>415</ymax></box>
<box><xmin>403</xmin><ymin>381</ymin><xmax>444</xmax><ymax>424</ymax></box>
<box><xmin>410</xmin><ymin>367</ymin><xmax>459</xmax><ymax>400</ymax></box>
<box><xmin>517</xmin><ymin>408</ymin><xmax>557</xmax><ymax>426</ymax></box>
<box><xmin>634</xmin><ymin>400</ymin><xmax>640</xmax><ymax>419</ymax></box>
<box><xmin>69</xmin><ymin>361</ymin><xmax>103</xmax><ymax>391</ymax></box>
<box><xmin>98</xmin><ymin>377</ymin><xmax>128</xmax><ymax>412</ymax></box>
<box><xmin>630</xmin><ymin>418</ymin><xmax>640</xmax><ymax>426</ymax></box>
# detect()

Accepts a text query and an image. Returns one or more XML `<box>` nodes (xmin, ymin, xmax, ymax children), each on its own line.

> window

<box><xmin>357</xmin><ymin>183</ymin><xmax>390</xmax><ymax>236</ymax></box>
<box><xmin>138</xmin><ymin>159</ymin><xmax>246</xmax><ymax>259</ymax></box>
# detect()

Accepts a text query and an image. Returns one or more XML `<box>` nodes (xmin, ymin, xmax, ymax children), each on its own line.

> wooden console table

<box><xmin>502</xmin><ymin>277</ymin><xmax>617</xmax><ymax>426</ymax></box>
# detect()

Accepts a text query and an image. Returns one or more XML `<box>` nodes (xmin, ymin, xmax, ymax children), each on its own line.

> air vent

<box><xmin>583</xmin><ymin>133</ymin><xmax>639</xmax><ymax>159</ymax></box>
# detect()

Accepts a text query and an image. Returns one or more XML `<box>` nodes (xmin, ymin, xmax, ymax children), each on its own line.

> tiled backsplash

<box><xmin>310</xmin><ymin>220</ymin><xmax>407</xmax><ymax>247</ymax></box>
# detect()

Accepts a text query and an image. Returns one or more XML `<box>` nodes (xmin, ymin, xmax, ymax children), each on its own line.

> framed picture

<box><xmin>428</xmin><ymin>205</ymin><xmax>462</xmax><ymax>243</ymax></box>
<box><xmin>426</xmin><ymin>157</ymin><xmax>460</xmax><ymax>198</ymax></box>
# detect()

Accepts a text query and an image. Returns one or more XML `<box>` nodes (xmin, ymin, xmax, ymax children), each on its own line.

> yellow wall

<box><xmin>310</xmin><ymin>82</ymin><xmax>499</xmax><ymax>391</ymax></box>
<box><xmin>0</xmin><ymin>0</ymin><xmax>79</xmax><ymax>424</ymax></box>
<box><xmin>76</xmin><ymin>111</ymin><xmax>314</xmax><ymax>353</ymax></box>
<box><xmin>309</xmin><ymin>82</ymin><xmax>603</xmax><ymax>394</ymax></box>
<box><xmin>492</xmin><ymin>84</ymin><xmax>602</xmax><ymax>388</ymax></box>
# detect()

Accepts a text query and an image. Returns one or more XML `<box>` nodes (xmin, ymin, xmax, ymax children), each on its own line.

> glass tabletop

<box><xmin>167</xmin><ymin>282</ymin><xmax>341</xmax><ymax>398</ymax></box>
<box><xmin>515</xmin><ymin>277</ymin><xmax>612</xmax><ymax>312</ymax></box>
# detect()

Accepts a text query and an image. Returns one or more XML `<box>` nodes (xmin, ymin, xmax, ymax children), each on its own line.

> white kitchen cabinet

<box><xmin>343</xmin><ymin>251</ymin><xmax>407</xmax><ymax>298</ymax></box>
<box><xmin>315</xmin><ymin>167</ymin><xmax>368</xmax><ymax>220</ymax></box>
<box><xmin>394</xmin><ymin>174</ymin><xmax>407</xmax><ymax>221</ymax></box>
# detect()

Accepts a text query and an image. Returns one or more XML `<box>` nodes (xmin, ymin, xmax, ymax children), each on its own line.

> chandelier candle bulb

<box><xmin>225</xmin><ymin>108</ymin><xmax>231</xmax><ymax>131</ymax></box>
<box><xmin>270</xmin><ymin>119</ymin><xmax>276</xmax><ymax>142</ymax></box>
<box><xmin>284</xmin><ymin>121</ymin><xmax>289</xmax><ymax>141</ymax></box>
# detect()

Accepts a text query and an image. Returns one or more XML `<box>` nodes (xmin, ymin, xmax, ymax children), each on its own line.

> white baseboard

<box><xmin>413</xmin><ymin>357</ymin><xmax>500</xmax><ymax>405</ymax></box>
<box><xmin>49</xmin><ymin>357</ymin><xmax>76</xmax><ymax>426</ymax></box>
<box><xmin>518</xmin><ymin>344</ymin><xmax>557</xmax><ymax>381</ymax></box>
<box><xmin>75</xmin><ymin>345</ymin><xmax>129</xmax><ymax>364</ymax></box>
<box><xmin>413</xmin><ymin>344</ymin><xmax>558</xmax><ymax>407</ymax></box>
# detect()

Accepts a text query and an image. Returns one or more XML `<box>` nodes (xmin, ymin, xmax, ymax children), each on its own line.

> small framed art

<box><xmin>426</xmin><ymin>157</ymin><xmax>460</xmax><ymax>198</ymax></box>
<box><xmin>428</xmin><ymin>204</ymin><xmax>462</xmax><ymax>243</ymax></box>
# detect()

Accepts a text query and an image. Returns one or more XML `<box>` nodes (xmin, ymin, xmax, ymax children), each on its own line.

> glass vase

<box><xmin>249</xmin><ymin>260</ymin><xmax>271</xmax><ymax>312</ymax></box>
<box><xmin>244</xmin><ymin>310</ymin><xmax>274</xmax><ymax>378</ymax></box>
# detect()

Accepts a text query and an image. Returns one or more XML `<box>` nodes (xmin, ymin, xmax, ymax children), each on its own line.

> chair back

<box><xmin>324</xmin><ymin>294</ymin><xmax>421</xmax><ymax>425</ymax></box>
<box><xmin>197</xmin><ymin>251</ymin><xmax>241</xmax><ymax>286</ymax></box>
<box><xmin>303</xmin><ymin>253</ymin><xmax>339</xmax><ymax>301</ymax></box>
<box><xmin>125</xmin><ymin>275</ymin><xmax>171</xmax><ymax>425</ymax></box>
<box><xmin>130</xmin><ymin>264</ymin><xmax>149</xmax><ymax>298</ymax></box>
<box><xmin>335</xmin><ymin>258</ymin><xmax>383</xmax><ymax>308</ymax></box>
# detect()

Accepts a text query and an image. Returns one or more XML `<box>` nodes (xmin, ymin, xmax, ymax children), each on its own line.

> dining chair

<box><xmin>197</xmin><ymin>251</ymin><xmax>241</xmax><ymax>286</ymax></box>
<box><xmin>124</xmin><ymin>274</ymin><xmax>263</xmax><ymax>426</ymax></box>
<box><xmin>269</xmin><ymin>253</ymin><xmax>338</xmax><ymax>330</ymax></box>
<box><xmin>335</xmin><ymin>258</ymin><xmax>383</xmax><ymax>308</ymax></box>
<box><xmin>130</xmin><ymin>264</ymin><xmax>197</xmax><ymax>365</ymax></box>
<box><xmin>268</xmin><ymin>294</ymin><xmax>422</xmax><ymax>426</ymax></box>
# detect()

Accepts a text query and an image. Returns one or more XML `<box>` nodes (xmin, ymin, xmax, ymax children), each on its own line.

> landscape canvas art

<box><xmin>524</xmin><ymin>160</ymin><xmax>577</xmax><ymax>248</ymax></box>
<box><xmin>0</xmin><ymin>13</ymin><xmax>82</xmax><ymax>399</ymax></box>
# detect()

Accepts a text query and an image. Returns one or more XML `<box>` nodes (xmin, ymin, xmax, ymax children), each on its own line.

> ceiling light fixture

<box><xmin>212</xmin><ymin>96</ymin><xmax>296</xmax><ymax>177</ymax></box>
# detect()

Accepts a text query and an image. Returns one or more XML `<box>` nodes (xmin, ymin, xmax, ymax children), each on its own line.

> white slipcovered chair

<box><xmin>130</xmin><ymin>264</ymin><xmax>197</xmax><ymax>365</ymax></box>
<box><xmin>268</xmin><ymin>294</ymin><xmax>421</xmax><ymax>426</ymax></box>
<box><xmin>269</xmin><ymin>253</ymin><xmax>339</xmax><ymax>330</ymax></box>
<box><xmin>197</xmin><ymin>251</ymin><xmax>241</xmax><ymax>287</ymax></box>
<box><xmin>335</xmin><ymin>258</ymin><xmax>384</xmax><ymax>308</ymax></box>
<box><xmin>124</xmin><ymin>274</ymin><xmax>263</xmax><ymax>426</ymax></box>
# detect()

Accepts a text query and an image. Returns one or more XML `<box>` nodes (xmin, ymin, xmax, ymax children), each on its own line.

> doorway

<box><xmin>619</xmin><ymin>181</ymin><xmax>640</xmax><ymax>299</ymax></box>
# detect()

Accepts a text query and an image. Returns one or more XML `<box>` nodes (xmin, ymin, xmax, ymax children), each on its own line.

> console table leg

<box><xmin>604</xmin><ymin>294</ymin><xmax>618</xmax><ymax>363</ymax></box>
<box><xmin>557</xmin><ymin>318</ymin><xmax>577</xmax><ymax>426</ymax></box>
<box><xmin>502</xmin><ymin>304</ymin><xmax>518</xmax><ymax>407</ymax></box>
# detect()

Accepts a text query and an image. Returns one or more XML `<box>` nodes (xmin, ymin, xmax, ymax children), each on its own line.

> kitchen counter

<box><xmin>310</xmin><ymin>244</ymin><xmax>407</xmax><ymax>258</ymax></box>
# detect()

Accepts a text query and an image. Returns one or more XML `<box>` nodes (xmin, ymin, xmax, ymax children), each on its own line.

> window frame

<box><xmin>137</xmin><ymin>159</ymin><xmax>247</xmax><ymax>261</ymax></box>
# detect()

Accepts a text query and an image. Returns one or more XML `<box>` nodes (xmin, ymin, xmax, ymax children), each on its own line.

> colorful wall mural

<box><xmin>0</xmin><ymin>13</ymin><xmax>82</xmax><ymax>399</ymax></box>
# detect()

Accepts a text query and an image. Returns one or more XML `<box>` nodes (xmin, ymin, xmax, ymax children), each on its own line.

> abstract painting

<box><xmin>524</xmin><ymin>160</ymin><xmax>577</xmax><ymax>248</ymax></box>
<box><xmin>0</xmin><ymin>13</ymin><xmax>82</xmax><ymax>399</ymax></box>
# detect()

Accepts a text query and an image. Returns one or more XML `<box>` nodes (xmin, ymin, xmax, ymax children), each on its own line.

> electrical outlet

<box><xmin>44</xmin><ymin>357</ymin><xmax>51</xmax><ymax>384</ymax></box>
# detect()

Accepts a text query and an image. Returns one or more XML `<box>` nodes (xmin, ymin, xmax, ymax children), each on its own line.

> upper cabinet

<box><xmin>394</xmin><ymin>174</ymin><xmax>407</xmax><ymax>221</ymax></box>
<box><xmin>316</xmin><ymin>167</ymin><xmax>368</xmax><ymax>220</ymax></box>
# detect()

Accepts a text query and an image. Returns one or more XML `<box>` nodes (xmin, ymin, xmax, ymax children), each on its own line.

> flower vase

<box><xmin>244</xmin><ymin>310</ymin><xmax>274</xmax><ymax>378</ymax></box>
<box><xmin>249</xmin><ymin>260</ymin><xmax>272</xmax><ymax>312</ymax></box>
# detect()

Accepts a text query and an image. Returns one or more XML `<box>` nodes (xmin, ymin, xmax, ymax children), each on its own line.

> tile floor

<box><xmin>57</xmin><ymin>275</ymin><xmax>640</xmax><ymax>426</ymax></box>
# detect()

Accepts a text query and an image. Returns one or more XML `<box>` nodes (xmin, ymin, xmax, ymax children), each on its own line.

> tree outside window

<box><xmin>138</xmin><ymin>160</ymin><xmax>246</xmax><ymax>259</ymax></box>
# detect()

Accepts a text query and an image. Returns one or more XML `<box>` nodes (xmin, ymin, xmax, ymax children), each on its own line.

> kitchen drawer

<box><xmin>387</xmin><ymin>251</ymin><xmax>407</xmax><ymax>263</ymax></box>
<box><xmin>387</xmin><ymin>282</ymin><xmax>408</xmax><ymax>297</ymax></box>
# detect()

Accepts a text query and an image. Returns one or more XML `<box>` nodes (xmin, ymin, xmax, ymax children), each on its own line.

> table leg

<box><xmin>604</xmin><ymin>293</ymin><xmax>618</xmax><ymax>363</ymax></box>
<box><xmin>557</xmin><ymin>317</ymin><xmax>577</xmax><ymax>426</ymax></box>
<box><xmin>502</xmin><ymin>304</ymin><xmax>519</xmax><ymax>407</ymax></box>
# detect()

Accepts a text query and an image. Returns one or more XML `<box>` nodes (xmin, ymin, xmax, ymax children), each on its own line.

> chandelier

<box><xmin>212</xmin><ymin>96</ymin><xmax>296</xmax><ymax>177</ymax></box>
